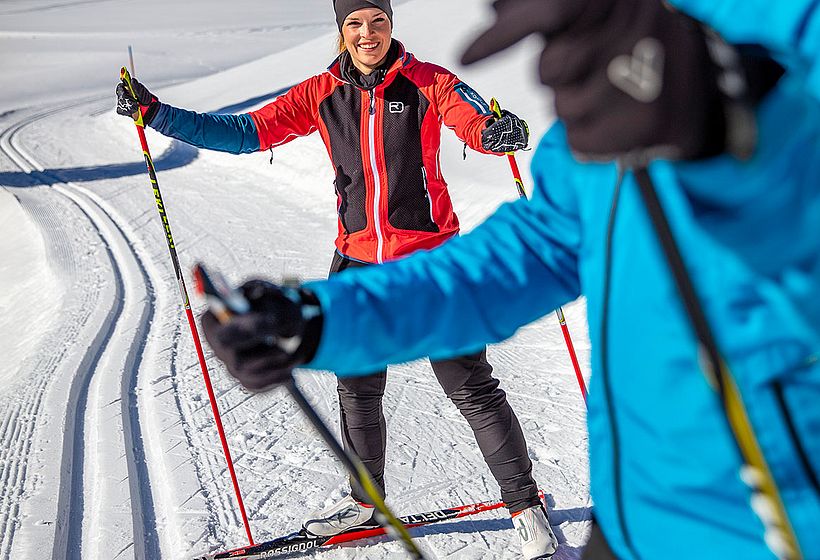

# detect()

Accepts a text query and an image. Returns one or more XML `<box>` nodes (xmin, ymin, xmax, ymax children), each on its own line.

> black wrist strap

<box><xmin>294</xmin><ymin>289</ymin><xmax>323</xmax><ymax>364</ymax></box>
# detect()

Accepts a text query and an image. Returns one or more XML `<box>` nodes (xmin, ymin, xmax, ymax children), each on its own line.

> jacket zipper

<box><xmin>601</xmin><ymin>169</ymin><xmax>638</xmax><ymax>558</ymax></box>
<box><xmin>421</xmin><ymin>166</ymin><xmax>435</xmax><ymax>224</ymax></box>
<box><xmin>367</xmin><ymin>90</ymin><xmax>385</xmax><ymax>264</ymax></box>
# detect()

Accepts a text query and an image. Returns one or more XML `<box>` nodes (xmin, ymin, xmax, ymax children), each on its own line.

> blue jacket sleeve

<box><xmin>304</xmin><ymin>129</ymin><xmax>583</xmax><ymax>376</ymax></box>
<box><xmin>149</xmin><ymin>104</ymin><xmax>260</xmax><ymax>154</ymax></box>
<box><xmin>670</xmin><ymin>0</ymin><xmax>820</xmax><ymax>99</ymax></box>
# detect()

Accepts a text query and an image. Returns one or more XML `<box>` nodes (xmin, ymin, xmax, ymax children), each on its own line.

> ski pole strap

<box><xmin>633</xmin><ymin>166</ymin><xmax>801</xmax><ymax>560</ymax></box>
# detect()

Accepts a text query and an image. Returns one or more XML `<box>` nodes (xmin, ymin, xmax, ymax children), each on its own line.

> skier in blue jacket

<box><xmin>201</xmin><ymin>0</ymin><xmax>820</xmax><ymax>558</ymax></box>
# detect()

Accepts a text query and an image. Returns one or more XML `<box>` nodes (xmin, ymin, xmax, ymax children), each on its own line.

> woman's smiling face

<box><xmin>342</xmin><ymin>8</ymin><xmax>393</xmax><ymax>74</ymax></box>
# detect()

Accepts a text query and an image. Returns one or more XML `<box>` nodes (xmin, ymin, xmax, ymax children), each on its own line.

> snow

<box><xmin>0</xmin><ymin>188</ymin><xmax>62</xmax><ymax>386</ymax></box>
<box><xmin>0</xmin><ymin>1</ymin><xmax>591</xmax><ymax>559</ymax></box>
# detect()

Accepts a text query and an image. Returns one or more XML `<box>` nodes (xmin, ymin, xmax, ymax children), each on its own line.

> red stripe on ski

<box><xmin>324</xmin><ymin>499</ymin><xmax>506</xmax><ymax>545</ymax></box>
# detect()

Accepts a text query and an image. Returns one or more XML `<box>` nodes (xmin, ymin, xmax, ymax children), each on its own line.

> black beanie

<box><xmin>334</xmin><ymin>0</ymin><xmax>393</xmax><ymax>31</ymax></box>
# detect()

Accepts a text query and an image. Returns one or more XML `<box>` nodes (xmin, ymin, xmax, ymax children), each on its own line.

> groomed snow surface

<box><xmin>0</xmin><ymin>1</ymin><xmax>591</xmax><ymax>558</ymax></box>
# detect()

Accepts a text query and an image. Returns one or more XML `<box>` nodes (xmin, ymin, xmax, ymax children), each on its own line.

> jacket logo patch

<box><xmin>388</xmin><ymin>101</ymin><xmax>405</xmax><ymax>114</ymax></box>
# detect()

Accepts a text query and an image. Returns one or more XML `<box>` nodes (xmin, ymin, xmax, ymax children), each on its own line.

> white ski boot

<box><xmin>303</xmin><ymin>495</ymin><xmax>378</xmax><ymax>536</ymax></box>
<box><xmin>512</xmin><ymin>504</ymin><xmax>559</xmax><ymax>559</ymax></box>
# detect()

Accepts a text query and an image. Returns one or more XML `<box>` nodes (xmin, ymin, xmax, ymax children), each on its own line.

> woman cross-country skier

<box><xmin>198</xmin><ymin>0</ymin><xmax>820</xmax><ymax>559</ymax></box>
<box><xmin>116</xmin><ymin>0</ymin><xmax>558</xmax><ymax>558</ymax></box>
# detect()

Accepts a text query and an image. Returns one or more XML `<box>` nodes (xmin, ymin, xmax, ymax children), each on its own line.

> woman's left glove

<box><xmin>200</xmin><ymin>280</ymin><xmax>323</xmax><ymax>392</ymax></box>
<box><xmin>481</xmin><ymin>109</ymin><xmax>529</xmax><ymax>152</ymax></box>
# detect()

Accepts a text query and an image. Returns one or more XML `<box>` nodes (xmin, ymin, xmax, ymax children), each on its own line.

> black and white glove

<box><xmin>200</xmin><ymin>280</ymin><xmax>323</xmax><ymax>392</ymax></box>
<box><xmin>481</xmin><ymin>109</ymin><xmax>529</xmax><ymax>152</ymax></box>
<box><xmin>462</xmin><ymin>0</ymin><xmax>783</xmax><ymax>163</ymax></box>
<box><xmin>116</xmin><ymin>77</ymin><xmax>161</xmax><ymax>126</ymax></box>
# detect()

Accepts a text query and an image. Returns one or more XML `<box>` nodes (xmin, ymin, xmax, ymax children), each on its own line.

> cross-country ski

<box><xmin>195</xmin><ymin>497</ymin><xmax>514</xmax><ymax>559</ymax></box>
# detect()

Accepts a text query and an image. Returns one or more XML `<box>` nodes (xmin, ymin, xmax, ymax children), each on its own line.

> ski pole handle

<box><xmin>120</xmin><ymin>67</ymin><xmax>146</xmax><ymax>128</ymax></box>
<box><xmin>193</xmin><ymin>263</ymin><xmax>250</xmax><ymax>322</ymax></box>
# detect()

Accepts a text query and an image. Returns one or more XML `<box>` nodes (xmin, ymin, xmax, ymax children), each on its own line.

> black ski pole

<box><xmin>284</xmin><ymin>381</ymin><xmax>425</xmax><ymax>559</ymax></box>
<box><xmin>632</xmin><ymin>166</ymin><xmax>801</xmax><ymax>560</ymax></box>
<box><xmin>192</xmin><ymin>263</ymin><xmax>427</xmax><ymax>560</ymax></box>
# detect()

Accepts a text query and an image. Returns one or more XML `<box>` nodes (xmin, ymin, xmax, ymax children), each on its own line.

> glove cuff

<box><xmin>701</xmin><ymin>32</ymin><xmax>782</xmax><ymax>161</ymax></box>
<box><xmin>141</xmin><ymin>99</ymin><xmax>160</xmax><ymax>127</ymax></box>
<box><xmin>292</xmin><ymin>288</ymin><xmax>323</xmax><ymax>364</ymax></box>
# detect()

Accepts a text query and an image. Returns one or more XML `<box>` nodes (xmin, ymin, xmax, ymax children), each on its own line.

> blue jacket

<box><xmin>302</xmin><ymin>2</ymin><xmax>820</xmax><ymax>558</ymax></box>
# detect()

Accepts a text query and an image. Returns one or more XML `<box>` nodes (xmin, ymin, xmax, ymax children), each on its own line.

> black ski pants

<box><xmin>329</xmin><ymin>252</ymin><xmax>541</xmax><ymax>513</ymax></box>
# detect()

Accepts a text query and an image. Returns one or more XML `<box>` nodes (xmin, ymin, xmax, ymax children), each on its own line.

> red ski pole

<box><xmin>120</xmin><ymin>66</ymin><xmax>255</xmax><ymax>545</ymax></box>
<box><xmin>490</xmin><ymin>98</ymin><xmax>588</xmax><ymax>404</ymax></box>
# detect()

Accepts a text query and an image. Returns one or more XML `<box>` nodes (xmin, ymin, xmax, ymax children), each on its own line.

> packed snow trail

<box><xmin>0</xmin><ymin>98</ymin><xmax>163</xmax><ymax>559</ymax></box>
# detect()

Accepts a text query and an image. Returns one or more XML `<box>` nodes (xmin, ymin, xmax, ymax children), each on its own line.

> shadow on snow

<box><xmin>0</xmin><ymin>85</ymin><xmax>293</xmax><ymax>189</ymax></box>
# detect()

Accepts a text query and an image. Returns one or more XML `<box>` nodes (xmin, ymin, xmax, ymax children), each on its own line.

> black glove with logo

<box><xmin>482</xmin><ymin>109</ymin><xmax>529</xmax><ymax>152</ymax></box>
<box><xmin>200</xmin><ymin>280</ymin><xmax>323</xmax><ymax>392</ymax></box>
<box><xmin>116</xmin><ymin>77</ymin><xmax>161</xmax><ymax>126</ymax></box>
<box><xmin>462</xmin><ymin>0</ymin><xmax>783</xmax><ymax>163</ymax></box>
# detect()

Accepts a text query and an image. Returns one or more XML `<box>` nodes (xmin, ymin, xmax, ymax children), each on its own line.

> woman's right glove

<box><xmin>116</xmin><ymin>77</ymin><xmax>161</xmax><ymax>125</ymax></box>
<box><xmin>200</xmin><ymin>280</ymin><xmax>323</xmax><ymax>392</ymax></box>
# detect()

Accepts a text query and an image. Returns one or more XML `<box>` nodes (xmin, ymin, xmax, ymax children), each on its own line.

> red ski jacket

<box><xmin>249</xmin><ymin>43</ymin><xmax>496</xmax><ymax>263</ymax></box>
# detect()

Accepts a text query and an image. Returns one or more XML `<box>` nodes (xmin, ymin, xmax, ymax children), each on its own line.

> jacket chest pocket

<box><xmin>334</xmin><ymin>165</ymin><xmax>367</xmax><ymax>234</ymax></box>
<box><xmin>381</xmin><ymin>75</ymin><xmax>437</xmax><ymax>232</ymax></box>
<box><xmin>385</xmin><ymin>163</ymin><xmax>439</xmax><ymax>233</ymax></box>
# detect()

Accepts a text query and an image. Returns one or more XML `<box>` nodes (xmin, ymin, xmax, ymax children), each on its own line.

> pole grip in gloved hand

<box><xmin>116</xmin><ymin>72</ymin><xmax>161</xmax><ymax>126</ymax></box>
<box><xmin>482</xmin><ymin>109</ymin><xmax>530</xmax><ymax>153</ymax></box>
<box><xmin>196</xmin><ymin>266</ymin><xmax>323</xmax><ymax>393</ymax></box>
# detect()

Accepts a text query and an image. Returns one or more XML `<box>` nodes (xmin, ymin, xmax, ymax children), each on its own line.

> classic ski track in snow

<box><xmin>0</xmin><ymin>99</ymin><xmax>161</xmax><ymax>559</ymax></box>
<box><xmin>0</xmin><ymin>103</ymin><xmax>102</xmax><ymax>560</ymax></box>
